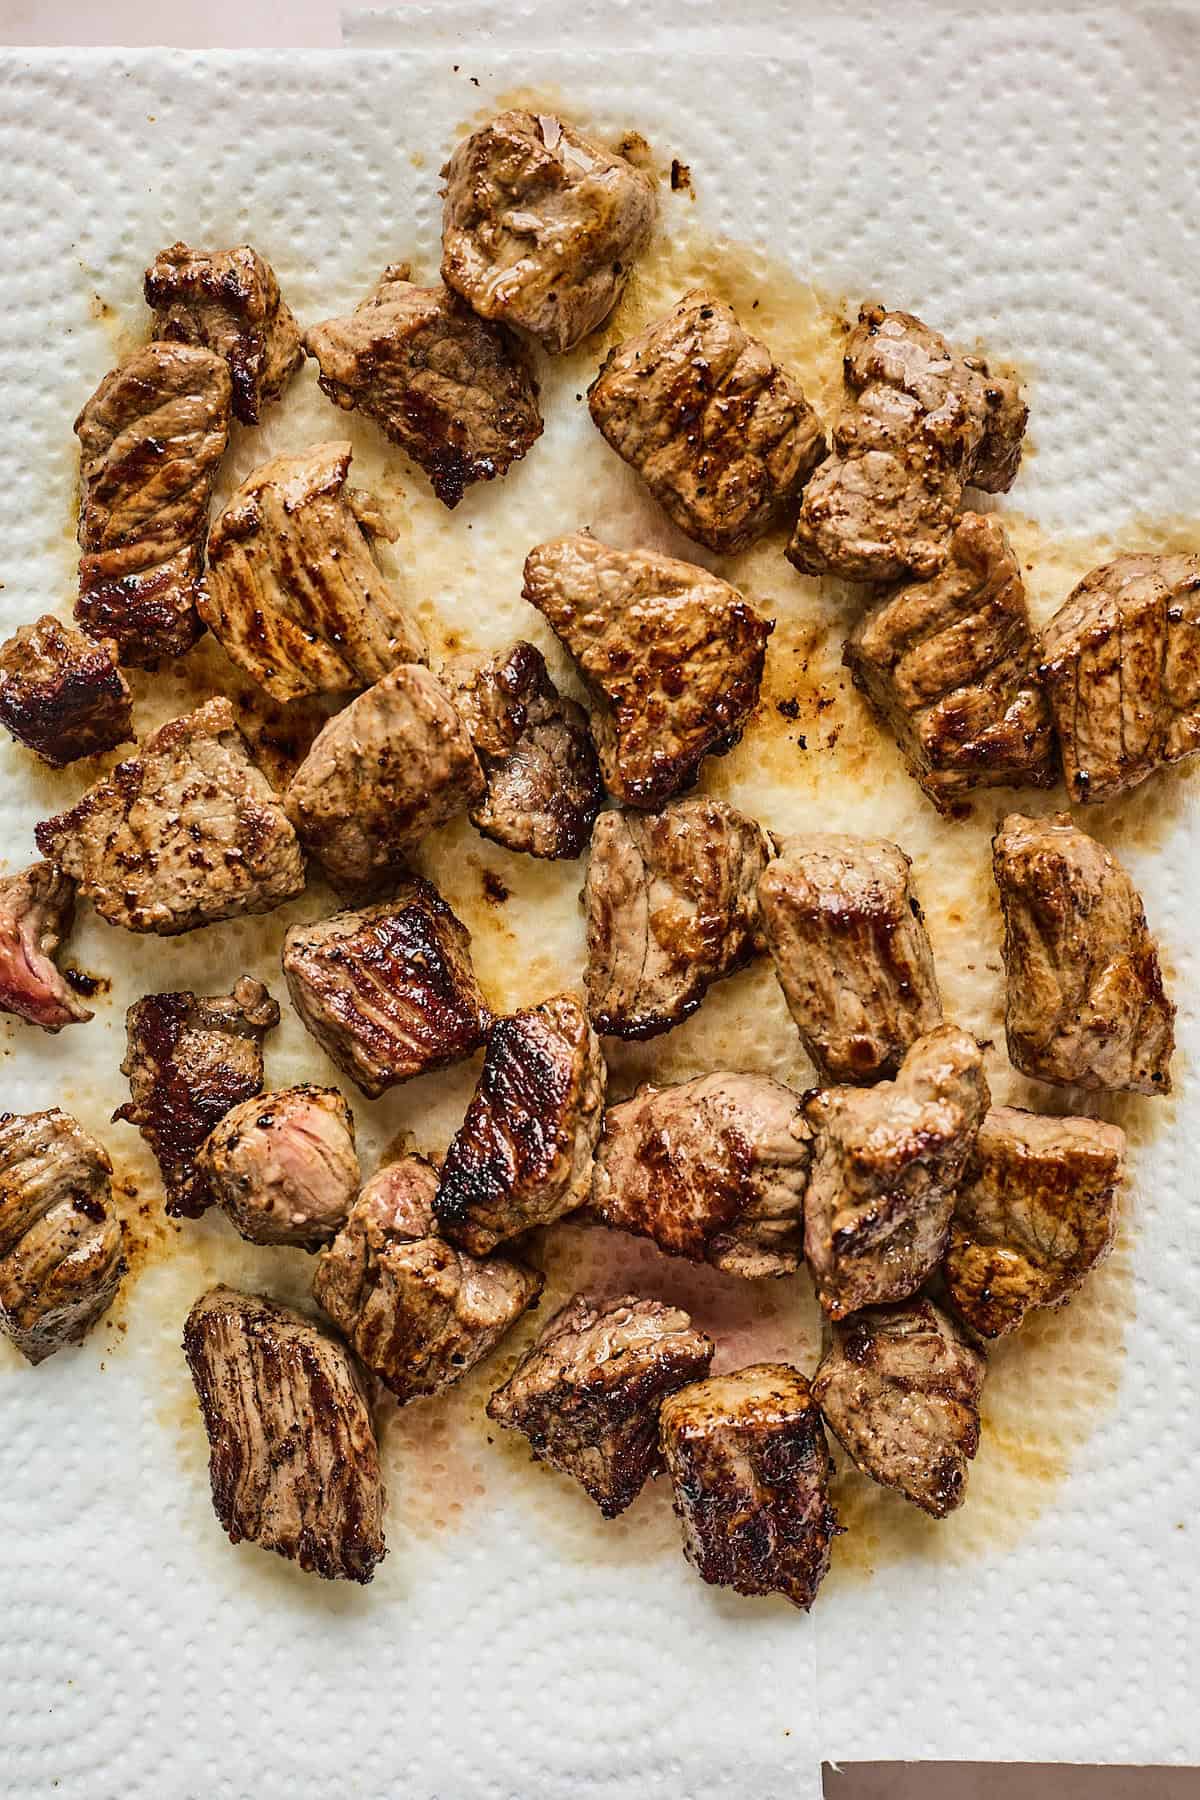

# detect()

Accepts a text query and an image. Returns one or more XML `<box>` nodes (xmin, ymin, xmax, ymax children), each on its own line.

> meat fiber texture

<box><xmin>0</xmin><ymin>14</ymin><xmax>1196</xmax><ymax>1795</ymax></box>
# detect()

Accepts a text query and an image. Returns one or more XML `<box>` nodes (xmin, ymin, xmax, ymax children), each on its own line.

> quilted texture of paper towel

<box><xmin>0</xmin><ymin>13</ymin><xmax>1198</xmax><ymax>1794</ymax></box>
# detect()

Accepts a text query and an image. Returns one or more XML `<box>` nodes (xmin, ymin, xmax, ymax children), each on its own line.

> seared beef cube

<box><xmin>658</xmin><ymin>1364</ymin><xmax>838</xmax><ymax>1611</ymax></box>
<box><xmin>812</xmin><ymin>1298</ymin><xmax>986</xmax><ymax>1518</ymax></box>
<box><xmin>74</xmin><ymin>340</ymin><xmax>231</xmax><ymax>665</ymax></box>
<box><xmin>944</xmin><ymin>1105</ymin><xmax>1126</xmax><ymax>1338</ymax></box>
<box><xmin>487</xmin><ymin>1292</ymin><xmax>713</xmax><ymax>1516</ymax></box>
<box><xmin>35</xmin><ymin>698</ymin><xmax>305</xmax><ymax>935</ymax></box>
<box><xmin>145</xmin><ymin>240</ymin><xmax>303</xmax><ymax>425</ymax></box>
<box><xmin>435</xmin><ymin>993</ymin><xmax>605</xmax><ymax>1254</ymax></box>
<box><xmin>441</xmin><ymin>110</ymin><xmax>657</xmax><ymax>355</ymax></box>
<box><xmin>584</xmin><ymin>797</ymin><xmax>772</xmax><ymax>1040</ymax></box>
<box><xmin>588</xmin><ymin>289</ymin><xmax>826</xmax><ymax>553</ymax></box>
<box><xmin>804</xmin><ymin>1024</ymin><xmax>988</xmax><ymax>1319</ymax></box>
<box><xmin>0</xmin><ymin>1109</ymin><xmax>124</xmax><ymax>1365</ymax></box>
<box><xmin>0</xmin><ymin>615</ymin><xmax>132</xmax><ymax>767</ymax></box>
<box><xmin>198</xmin><ymin>1084</ymin><xmax>359</xmax><ymax>1250</ymax></box>
<box><xmin>591</xmin><ymin>1072</ymin><xmax>811</xmax><ymax>1279</ymax></box>
<box><xmin>1039</xmin><ymin>553</ymin><xmax>1200</xmax><ymax>804</ymax></box>
<box><xmin>315</xmin><ymin>1154</ymin><xmax>543</xmax><ymax>1405</ymax></box>
<box><xmin>788</xmin><ymin>306</ymin><xmax>1027</xmax><ymax>582</ymax></box>
<box><xmin>844</xmin><ymin>513</ymin><xmax>1057</xmax><ymax>811</ymax></box>
<box><xmin>446</xmin><ymin>640</ymin><xmax>601</xmax><ymax>859</ymax></box>
<box><xmin>0</xmin><ymin>863</ymin><xmax>91</xmax><ymax>1032</ymax></box>
<box><xmin>183</xmin><ymin>1285</ymin><xmax>386</xmax><ymax>1583</ymax></box>
<box><xmin>305</xmin><ymin>265</ymin><xmax>543</xmax><ymax>509</ymax></box>
<box><xmin>114</xmin><ymin>977</ymin><xmax>279</xmax><ymax>1218</ymax></box>
<box><xmin>993</xmin><ymin>812</ymin><xmax>1174</xmax><ymax>1094</ymax></box>
<box><xmin>284</xmin><ymin>664</ymin><xmax>483</xmax><ymax>898</ymax></box>
<box><xmin>282</xmin><ymin>879</ymin><xmax>490</xmax><ymax>1099</ymax></box>
<box><xmin>523</xmin><ymin>533</ymin><xmax>771</xmax><ymax>808</ymax></box>
<box><xmin>757</xmin><ymin>834</ymin><xmax>942</xmax><ymax>1084</ymax></box>
<box><xmin>202</xmin><ymin>441</ymin><xmax>425</xmax><ymax>704</ymax></box>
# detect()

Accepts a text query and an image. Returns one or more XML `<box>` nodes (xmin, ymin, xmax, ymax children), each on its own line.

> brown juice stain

<box><xmin>828</xmin><ymin>1231</ymin><xmax>1134</xmax><ymax>1585</ymax></box>
<box><xmin>44</xmin><ymin>171</ymin><xmax>1186</xmax><ymax>1593</ymax></box>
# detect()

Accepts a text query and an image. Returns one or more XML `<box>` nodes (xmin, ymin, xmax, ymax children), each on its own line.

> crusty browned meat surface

<box><xmin>844</xmin><ymin>513</ymin><xmax>1057</xmax><ymax>812</ymax></box>
<box><xmin>74</xmin><ymin>340</ymin><xmax>231</xmax><ymax>666</ymax></box>
<box><xmin>993</xmin><ymin>812</ymin><xmax>1174</xmax><ymax>1095</ymax></box>
<box><xmin>0</xmin><ymin>1109</ymin><xmax>124</xmax><ymax>1365</ymax></box>
<box><xmin>445</xmin><ymin>640</ymin><xmax>601</xmax><ymax>859</ymax></box>
<box><xmin>584</xmin><ymin>798</ymin><xmax>772</xmax><ymax>1040</ymax></box>
<box><xmin>0</xmin><ymin>863</ymin><xmax>91</xmax><ymax>1032</ymax></box>
<box><xmin>591</xmin><ymin>1072</ymin><xmax>811</xmax><ymax>1278</ymax></box>
<box><xmin>198</xmin><ymin>1085</ymin><xmax>359</xmax><ymax>1250</ymax></box>
<box><xmin>114</xmin><ymin>977</ymin><xmax>279</xmax><ymax>1218</ymax></box>
<box><xmin>788</xmin><ymin>305</ymin><xmax>1027</xmax><ymax>582</ymax></box>
<box><xmin>183</xmin><ymin>1285</ymin><xmax>386</xmax><ymax>1583</ymax></box>
<box><xmin>315</xmin><ymin>1154</ymin><xmax>543</xmax><ymax>1405</ymax></box>
<box><xmin>757</xmin><ymin>833</ymin><xmax>942</xmax><ymax>1084</ymax></box>
<box><xmin>305</xmin><ymin>265</ymin><xmax>544</xmax><ymax>508</ymax></box>
<box><xmin>0</xmin><ymin>615</ymin><xmax>132</xmax><ymax>767</ymax></box>
<box><xmin>588</xmin><ymin>289</ymin><xmax>826</xmax><ymax>553</ymax></box>
<box><xmin>441</xmin><ymin>110</ymin><xmax>657</xmax><ymax>355</ymax></box>
<box><xmin>145</xmin><ymin>241</ymin><xmax>304</xmax><ymax>426</ymax></box>
<box><xmin>1038</xmin><ymin>552</ymin><xmax>1200</xmax><ymax>804</ymax></box>
<box><xmin>487</xmin><ymin>1292</ymin><xmax>713</xmax><ymax>1517</ymax></box>
<box><xmin>201</xmin><ymin>442</ymin><xmax>425</xmax><ymax>704</ymax></box>
<box><xmin>812</xmin><ymin>1298</ymin><xmax>986</xmax><ymax>1518</ymax></box>
<box><xmin>658</xmin><ymin>1363</ymin><xmax>838</xmax><ymax>1611</ymax></box>
<box><xmin>282</xmin><ymin>879</ymin><xmax>491</xmax><ymax>1099</ymax></box>
<box><xmin>435</xmin><ymin>992</ymin><xmax>605</xmax><ymax>1254</ymax></box>
<box><xmin>523</xmin><ymin>533</ymin><xmax>771</xmax><ymax>808</ymax></box>
<box><xmin>284</xmin><ymin>664</ymin><xmax>483</xmax><ymax>899</ymax></box>
<box><xmin>804</xmin><ymin>1024</ymin><xmax>988</xmax><ymax>1319</ymax></box>
<box><xmin>35</xmin><ymin>697</ymin><xmax>305</xmax><ymax>935</ymax></box>
<box><xmin>944</xmin><ymin>1105</ymin><xmax>1125</xmax><ymax>1338</ymax></box>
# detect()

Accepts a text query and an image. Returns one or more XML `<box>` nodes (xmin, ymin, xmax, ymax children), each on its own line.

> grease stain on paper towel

<box><xmin>49</xmin><ymin>152</ymin><xmax>1182</xmax><ymax>1593</ymax></box>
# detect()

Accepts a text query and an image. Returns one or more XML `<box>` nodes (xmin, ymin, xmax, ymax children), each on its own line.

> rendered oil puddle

<box><xmin>47</xmin><ymin>140</ymin><xmax>1179</xmax><ymax>1593</ymax></box>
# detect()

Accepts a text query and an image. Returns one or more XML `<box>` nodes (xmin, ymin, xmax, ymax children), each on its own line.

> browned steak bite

<box><xmin>445</xmin><ymin>640</ymin><xmax>601</xmax><ymax>859</ymax></box>
<box><xmin>284</xmin><ymin>664</ymin><xmax>483</xmax><ymax>899</ymax></box>
<box><xmin>992</xmin><ymin>812</ymin><xmax>1174</xmax><ymax>1095</ymax></box>
<box><xmin>591</xmin><ymin>1072</ymin><xmax>811</xmax><ymax>1278</ymax></box>
<box><xmin>812</xmin><ymin>1298</ymin><xmax>986</xmax><ymax>1518</ymax></box>
<box><xmin>804</xmin><ymin>1024</ymin><xmax>989</xmax><ymax>1319</ymax></box>
<box><xmin>757</xmin><ymin>834</ymin><xmax>942</xmax><ymax>1084</ymax></box>
<box><xmin>0</xmin><ymin>615</ymin><xmax>132</xmax><ymax>766</ymax></box>
<box><xmin>944</xmin><ymin>1105</ymin><xmax>1126</xmax><ymax>1339</ymax></box>
<box><xmin>35</xmin><ymin>697</ymin><xmax>305</xmax><ymax>935</ymax></box>
<box><xmin>584</xmin><ymin>798</ymin><xmax>772</xmax><ymax>1040</ymax></box>
<box><xmin>315</xmin><ymin>1154</ymin><xmax>543</xmax><ymax>1405</ymax></box>
<box><xmin>435</xmin><ymin>993</ymin><xmax>606</xmax><ymax>1254</ymax></box>
<box><xmin>658</xmin><ymin>1364</ymin><xmax>838</xmax><ymax>1611</ymax></box>
<box><xmin>183</xmin><ymin>1285</ymin><xmax>386</xmax><ymax>1583</ymax></box>
<box><xmin>844</xmin><ymin>513</ymin><xmax>1057</xmax><ymax>812</ymax></box>
<box><xmin>305</xmin><ymin>265</ymin><xmax>544</xmax><ymax>509</ymax></box>
<box><xmin>788</xmin><ymin>305</ymin><xmax>1027</xmax><ymax>582</ymax></box>
<box><xmin>201</xmin><ymin>442</ymin><xmax>425</xmax><ymax>704</ymax></box>
<box><xmin>198</xmin><ymin>1085</ymin><xmax>359</xmax><ymax>1250</ymax></box>
<box><xmin>0</xmin><ymin>863</ymin><xmax>91</xmax><ymax>1031</ymax></box>
<box><xmin>74</xmin><ymin>340</ymin><xmax>231</xmax><ymax>665</ymax></box>
<box><xmin>0</xmin><ymin>1109</ymin><xmax>124</xmax><ymax>1365</ymax></box>
<box><xmin>589</xmin><ymin>289</ymin><xmax>827</xmax><ymax>553</ymax></box>
<box><xmin>487</xmin><ymin>1292</ymin><xmax>714</xmax><ymax>1517</ymax></box>
<box><xmin>441</xmin><ymin>110</ymin><xmax>657</xmax><ymax>355</ymax></box>
<box><xmin>114</xmin><ymin>977</ymin><xmax>279</xmax><ymax>1218</ymax></box>
<box><xmin>145</xmin><ymin>241</ymin><xmax>304</xmax><ymax>425</ymax></box>
<box><xmin>1038</xmin><ymin>552</ymin><xmax>1200</xmax><ymax>804</ymax></box>
<box><xmin>282</xmin><ymin>879</ymin><xmax>491</xmax><ymax>1099</ymax></box>
<box><xmin>523</xmin><ymin>533</ymin><xmax>771</xmax><ymax>808</ymax></box>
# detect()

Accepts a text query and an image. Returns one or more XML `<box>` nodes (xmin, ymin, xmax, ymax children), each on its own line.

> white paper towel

<box><xmin>0</xmin><ymin>16</ymin><xmax>1196</xmax><ymax>1794</ymax></box>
